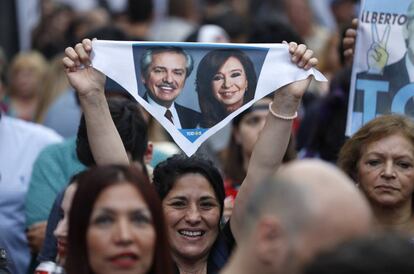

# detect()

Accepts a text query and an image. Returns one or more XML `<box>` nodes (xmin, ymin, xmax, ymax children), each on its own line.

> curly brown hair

<box><xmin>338</xmin><ymin>114</ymin><xmax>414</xmax><ymax>181</ymax></box>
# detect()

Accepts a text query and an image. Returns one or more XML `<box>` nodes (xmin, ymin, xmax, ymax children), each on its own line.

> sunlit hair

<box><xmin>66</xmin><ymin>165</ymin><xmax>173</xmax><ymax>274</ymax></box>
<box><xmin>338</xmin><ymin>114</ymin><xmax>414</xmax><ymax>181</ymax></box>
<box><xmin>140</xmin><ymin>46</ymin><xmax>194</xmax><ymax>79</ymax></box>
<box><xmin>196</xmin><ymin>49</ymin><xmax>257</xmax><ymax>128</ymax></box>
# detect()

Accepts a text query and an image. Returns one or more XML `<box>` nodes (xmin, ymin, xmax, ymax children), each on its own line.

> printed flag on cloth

<box><xmin>91</xmin><ymin>40</ymin><xmax>326</xmax><ymax>156</ymax></box>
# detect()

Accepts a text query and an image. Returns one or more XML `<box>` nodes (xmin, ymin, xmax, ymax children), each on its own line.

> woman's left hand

<box><xmin>275</xmin><ymin>42</ymin><xmax>318</xmax><ymax>101</ymax></box>
<box><xmin>285</xmin><ymin>41</ymin><xmax>318</xmax><ymax>70</ymax></box>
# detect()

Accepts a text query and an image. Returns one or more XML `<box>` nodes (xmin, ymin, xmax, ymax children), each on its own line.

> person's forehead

<box><xmin>361</xmin><ymin>133</ymin><xmax>414</xmax><ymax>156</ymax></box>
<box><xmin>222</xmin><ymin>56</ymin><xmax>243</xmax><ymax>67</ymax></box>
<box><xmin>94</xmin><ymin>183</ymin><xmax>149</xmax><ymax>210</ymax></box>
<box><xmin>168</xmin><ymin>173</ymin><xmax>218</xmax><ymax>198</ymax></box>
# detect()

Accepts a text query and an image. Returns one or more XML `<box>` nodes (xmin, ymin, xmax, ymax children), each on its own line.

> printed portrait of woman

<box><xmin>196</xmin><ymin>49</ymin><xmax>258</xmax><ymax>128</ymax></box>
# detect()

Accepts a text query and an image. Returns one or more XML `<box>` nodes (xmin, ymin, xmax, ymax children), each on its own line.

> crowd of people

<box><xmin>2</xmin><ymin>0</ymin><xmax>414</xmax><ymax>274</ymax></box>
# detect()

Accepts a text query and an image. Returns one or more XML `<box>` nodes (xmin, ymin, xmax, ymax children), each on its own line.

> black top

<box><xmin>174</xmin><ymin>221</ymin><xmax>235</xmax><ymax>274</ymax></box>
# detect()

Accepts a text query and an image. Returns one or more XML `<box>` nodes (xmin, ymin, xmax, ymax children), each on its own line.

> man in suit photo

<box><xmin>139</xmin><ymin>46</ymin><xmax>201</xmax><ymax>129</ymax></box>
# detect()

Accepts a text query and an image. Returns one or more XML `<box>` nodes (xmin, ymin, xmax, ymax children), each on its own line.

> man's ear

<box><xmin>253</xmin><ymin>215</ymin><xmax>287</xmax><ymax>266</ymax></box>
<box><xmin>144</xmin><ymin>142</ymin><xmax>153</xmax><ymax>165</ymax></box>
<box><xmin>141</xmin><ymin>75</ymin><xmax>146</xmax><ymax>85</ymax></box>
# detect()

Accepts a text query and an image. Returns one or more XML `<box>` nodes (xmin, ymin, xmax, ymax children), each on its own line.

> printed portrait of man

<box><xmin>139</xmin><ymin>46</ymin><xmax>201</xmax><ymax>129</ymax></box>
<box><xmin>355</xmin><ymin>1</ymin><xmax>414</xmax><ymax>117</ymax></box>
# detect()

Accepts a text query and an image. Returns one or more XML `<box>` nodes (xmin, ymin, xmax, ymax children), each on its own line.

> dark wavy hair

<box><xmin>66</xmin><ymin>165</ymin><xmax>173</xmax><ymax>274</ymax></box>
<box><xmin>152</xmin><ymin>154</ymin><xmax>225</xmax><ymax>220</ymax></box>
<box><xmin>76</xmin><ymin>97</ymin><xmax>148</xmax><ymax>167</ymax></box>
<box><xmin>196</xmin><ymin>49</ymin><xmax>257</xmax><ymax>128</ymax></box>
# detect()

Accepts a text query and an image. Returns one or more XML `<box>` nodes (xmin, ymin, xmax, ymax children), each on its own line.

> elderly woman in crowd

<box><xmin>66</xmin><ymin>165</ymin><xmax>173</xmax><ymax>274</ymax></box>
<box><xmin>338</xmin><ymin>114</ymin><xmax>414</xmax><ymax>235</ymax></box>
<box><xmin>63</xmin><ymin>38</ymin><xmax>317</xmax><ymax>274</ymax></box>
<box><xmin>196</xmin><ymin>49</ymin><xmax>257</xmax><ymax>128</ymax></box>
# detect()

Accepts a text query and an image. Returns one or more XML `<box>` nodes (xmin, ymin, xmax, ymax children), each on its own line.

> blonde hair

<box><xmin>8</xmin><ymin>51</ymin><xmax>48</xmax><ymax>96</ymax></box>
<box><xmin>34</xmin><ymin>53</ymin><xmax>70</xmax><ymax>123</ymax></box>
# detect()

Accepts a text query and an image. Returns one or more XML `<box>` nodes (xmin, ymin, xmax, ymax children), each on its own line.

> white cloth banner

<box><xmin>347</xmin><ymin>0</ymin><xmax>414</xmax><ymax>135</ymax></box>
<box><xmin>91</xmin><ymin>40</ymin><xmax>327</xmax><ymax>156</ymax></box>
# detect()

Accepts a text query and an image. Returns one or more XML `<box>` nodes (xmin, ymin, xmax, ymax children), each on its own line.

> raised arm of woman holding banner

<box><xmin>63</xmin><ymin>39</ymin><xmax>317</xmax><ymax>273</ymax></box>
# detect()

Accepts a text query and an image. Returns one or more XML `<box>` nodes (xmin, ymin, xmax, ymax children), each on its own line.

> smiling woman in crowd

<box><xmin>152</xmin><ymin>154</ymin><xmax>226</xmax><ymax>274</ymax></box>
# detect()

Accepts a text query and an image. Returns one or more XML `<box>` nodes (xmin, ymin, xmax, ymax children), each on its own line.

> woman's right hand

<box><xmin>62</xmin><ymin>39</ymin><xmax>106</xmax><ymax>98</ymax></box>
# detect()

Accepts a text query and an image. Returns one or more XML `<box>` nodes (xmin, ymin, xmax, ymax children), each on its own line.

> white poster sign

<box><xmin>347</xmin><ymin>0</ymin><xmax>414</xmax><ymax>135</ymax></box>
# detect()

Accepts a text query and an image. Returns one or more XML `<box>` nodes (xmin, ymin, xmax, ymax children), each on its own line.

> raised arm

<box><xmin>230</xmin><ymin>42</ymin><xmax>317</xmax><ymax>241</ymax></box>
<box><xmin>63</xmin><ymin>39</ymin><xmax>129</xmax><ymax>165</ymax></box>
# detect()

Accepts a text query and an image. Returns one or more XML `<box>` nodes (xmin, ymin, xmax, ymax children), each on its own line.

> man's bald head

<box><xmin>277</xmin><ymin>159</ymin><xmax>371</xmax><ymax>222</ymax></box>
<box><xmin>240</xmin><ymin>159</ymin><xmax>372</xmax><ymax>273</ymax></box>
<box><xmin>277</xmin><ymin>160</ymin><xmax>372</xmax><ymax>263</ymax></box>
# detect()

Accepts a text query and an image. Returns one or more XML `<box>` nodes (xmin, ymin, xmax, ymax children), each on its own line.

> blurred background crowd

<box><xmin>0</xmin><ymin>0</ymin><xmax>360</xmax><ymax>164</ymax></box>
<box><xmin>0</xmin><ymin>1</ymin><xmax>369</xmax><ymax>273</ymax></box>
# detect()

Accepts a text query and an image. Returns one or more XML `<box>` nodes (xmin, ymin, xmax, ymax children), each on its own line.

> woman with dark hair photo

<box><xmin>196</xmin><ymin>49</ymin><xmax>258</xmax><ymax>128</ymax></box>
